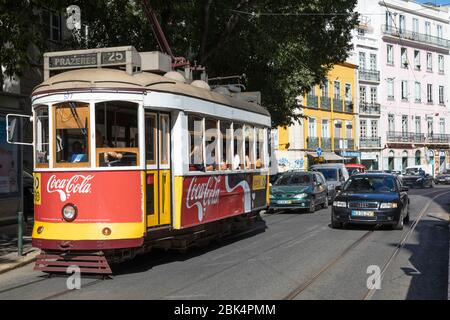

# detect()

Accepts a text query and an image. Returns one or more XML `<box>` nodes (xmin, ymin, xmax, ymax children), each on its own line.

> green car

<box><xmin>269</xmin><ymin>171</ymin><xmax>328</xmax><ymax>213</ymax></box>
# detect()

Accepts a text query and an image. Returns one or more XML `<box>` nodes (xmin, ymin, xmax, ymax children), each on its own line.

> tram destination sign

<box><xmin>48</xmin><ymin>50</ymin><xmax>127</xmax><ymax>69</ymax></box>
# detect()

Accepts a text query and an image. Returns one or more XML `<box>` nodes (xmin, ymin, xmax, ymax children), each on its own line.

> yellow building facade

<box><xmin>275</xmin><ymin>63</ymin><xmax>359</xmax><ymax>171</ymax></box>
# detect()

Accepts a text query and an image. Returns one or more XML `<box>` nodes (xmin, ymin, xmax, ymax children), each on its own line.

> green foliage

<box><xmin>1</xmin><ymin>0</ymin><xmax>358</xmax><ymax>127</ymax></box>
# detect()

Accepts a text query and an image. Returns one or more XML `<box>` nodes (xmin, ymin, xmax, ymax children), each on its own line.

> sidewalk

<box><xmin>0</xmin><ymin>220</ymin><xmax>40</xmax><ymax>274</ymax></box>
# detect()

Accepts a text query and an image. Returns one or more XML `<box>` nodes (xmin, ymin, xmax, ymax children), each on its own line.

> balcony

<box><xmin>320</xmin><ymin>96</ymin><xmax>331</xmax><ymax>110</ymax></box>
<box><xmin>307</xmin><ymin>95</ymin><xmax>318</xmax><ymax>109</ymax></box>
<box><xmin>333</xmin><ymin>98</ymin><xmax>343</xmax><ymax>112</ymax></box>
<box><xmin>359</xmin><ymin>69</ymin><xmax>380</xmax><ymax>83</ymax></box>
<box><xmin>360</xmin><ymin>137</ymin><xmax>381</xmax><ymax>149</ymax></box>
<box><xmin>381</xmin><ymin>25</ymin><xmax>450</xmax><ymax>50</ymax></box>
<box><xmin>333</xmin><ymin>138</ymin><xmax>355</xmax><ymax>150</ymax></box>
<box><xmin>344</xmin><ymin>100</ymin><xmax>354</xmax><ymax>113</ymax></box>
<box><xmin>307</xmin><ymin>137</ymin><xmax>320</xmax><ymax>150</ymax></box>
<box><xmin>427</xmin><ymin>134</ymin><xmax>450</xmax><ymax>144</ymax></box>
<box><xmin>387</xmin><ymin>131</ymin><xmax>426</xmax><ymax>143</ymax></box>
<box><xmin>321</xmin><ymin>137</ymin><xmax>332</xmax><ymax>150</ymax></box>
<box><xmin>359</xmin><ymin>102</ymin><xmax>381</xmax><ymax>116</ymax></box>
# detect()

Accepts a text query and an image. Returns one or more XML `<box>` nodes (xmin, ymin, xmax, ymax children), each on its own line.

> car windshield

<box><xmin>275</xmin><ymin>173</ymin><xmax>311</xmax><ymax>186</ymax></box>
<box><xmin>313</xmin><ymin>168</ymin><xmax>337</xmax><ymax>181</ymax></box>
<box><xmin>343</xmin><ymin>176</ymin><xmax>397</xmax><ymax>193</ymax></box>
<box><xmin>404</xmin><ymin>168</ymin><xmax>420</xmax><ymax>175</ymax></box>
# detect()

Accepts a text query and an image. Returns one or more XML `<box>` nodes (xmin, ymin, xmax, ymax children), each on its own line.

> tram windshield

<box><xmin>54</xmin><ymin>102</ymin><xmax>90</xmax><ymax>166</ymax></box>
<box><xmin>95</xmin><ymin>101</ymin><xmax>139</xmax><ymax>167</ymax></box>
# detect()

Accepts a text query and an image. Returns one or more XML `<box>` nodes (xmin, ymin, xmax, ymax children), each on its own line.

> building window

<box><xmin>387</xmin><ymin>45</ymin><xmax>394</xmax><ymax>65</ymax></box>
<box><xmin>401</xmin><ymin>48</ymin><xmax>408</xmax><ymax>67</ymax></box>
<box><xmin>437</xmin><ymin>24</ymin><xmax>443</xmax><ymax>39</ymax></box>
<box><xmin>387</xmin><ymin>79</ymin><xmax>394</xmax><ymax>100</ymax></box>
<box><xmin>402</xmin><ymin>115</ymin><xmax>408</xmax><ymax>133</ymax></box>
<box><xmin>427</xmin><ymin>52</ymin><xmax>432</xmax><ymax>72</ymax></box>
<box><xmin>360</xmin><ymin>120</ymin><xmax>367</xmax><ymax>137</ymax></box>
<box><xmin>43</xmin><ymin>10</ymin><xmax>62</xmax><ymax>42</ymax></box>
<box><xmin>385</xmin><ymin>11</ymin><xmax>393</xmax><ymax>30</ymax></box>
<box><xmin>415</xmin><ymin>116</ymin><xmax>421</xmax><ymax>134</ymax></box>
<box><xmin>321</xmin><ymin>81</ymin><xmax>329</xmax><ymax>97</ymax></box>
<box><xmin>388</xmin><ymin>114</ymin><xmax>395</xmax><ymax>132</ymax></box>
<box><xmin>308</xmin><ymin>118</ymin><xmax>316</xmax><ymax>137</ymax></box>
<box><xmin>438</xmin><ymin>55</ymin><xmax>444</xmax><ymax>74</ymax></box>
<box><xmin>427</xmin><ymin>117</ymin><xmax>434</xmax><ymax>136</ymax></box>
<box><xmin>415</xmin><ymin>82</ymin><xmax>421</xmax><ymax>102</ymax></box>
<box><xmin>399</xmin><ymin>15</ymin><xmax>405</xmax><ymax>33</ymax></box>
<box><xmin>401</xmin><ymin>81</ymin><xmax>408</xmax><ymax>101</ymax></box>
<box><xmin>439</xmin><ymin>86</ymin><xmax>444</xmax><ymax>105</ymax></box>
<box><xmin>413</xmin><ymin>18</ymin><xmax>419</xmax><ymax>34</ymax></box>
<box><xmin>371</xmin><ymin>120</ymin><xmax>378</xmax><ymax>137</ymax></box>
<box><xmin>359</xmin><ymin>52</ymin><xmax>366</xmax><ymax>70</ymax></box>
<box><xmin>345</xmin><ymin>84</ymin><xmax>351</xmax><ymax>101</ymax></box>
<box><xmin>346</xmin><ymin>122</ymin><xmax>353</xmax><ymax>139</ymax></box>
<box><xmin>334</xmin><ymin>81</ymin><xmax>341</xmax><ymax>99</ymax></box>
<box><xmin>370</xmin><ymin>54</ymin><xmax>377</xmax><ymax>70</ymax></box>
<box><xmin>439</xmin><ymin>118</ymin><xmax>445</xmax><ymax>135</ymax></box>
<box><xmin>415</xmin><ymin>150</ymin><xmax>421</xmax><ymax>166</ymax></box>
<box><xmin>425</xmin><ymin>21</ymin><xmax>431</xmax><ymax>37</ymax></box>
<box><xmin>360</xmin><ymin>86</ymin><xmax>367</xmax><ymax>103</ymax></box>
<box><xmin>427</xmin><ymin>84</ymin><xmax>433</xmax><ymax>103</ymax></box>
<box><xmin>322</xmin><ymin>120</ymin><xmax>329</xmax><ymax>138</ymax></box>
<box><xmin>414</xmin><ymin>50</ymin><xmax>421</xmax><ymax>70</ymax></box>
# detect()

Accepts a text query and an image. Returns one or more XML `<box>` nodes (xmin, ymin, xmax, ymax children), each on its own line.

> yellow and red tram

<box><xmin>12</xmin><ymin>47</ymin><xmax>271</xmax><ymax>274</ymax></box>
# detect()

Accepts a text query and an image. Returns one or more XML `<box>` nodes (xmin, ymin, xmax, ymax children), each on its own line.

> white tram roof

<box><xmin>32</xmin><ymin>68</ymin><xmax>270</xmax><ymax>118</ymax></box>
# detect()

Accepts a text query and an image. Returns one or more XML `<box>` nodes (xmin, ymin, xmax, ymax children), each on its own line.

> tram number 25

<box><xmin>102</xmin><ymin>51</ymin><xmax>126</xmax><ymax>64</ymax></box>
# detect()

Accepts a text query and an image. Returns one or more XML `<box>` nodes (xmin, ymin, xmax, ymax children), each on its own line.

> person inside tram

<box><xmin>69</xmin><ymin>141</ymin><xmax>87</xmax><ymax>162</ymax></box>
<box><xmin>96</xmin><ymin>129</ymin><xmax>123</xmax><ymax>165</ymax></box>
<box><xmin>189</xmin><ymin>144</ymin><xmax>205</xmax><ymax>171</ymax></box>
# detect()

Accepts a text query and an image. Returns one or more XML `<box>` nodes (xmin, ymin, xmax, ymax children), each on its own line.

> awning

<box><xmin>306</xmin><ymin>151</ymin><xmax>348</xmax><ymax>161</ymax></box>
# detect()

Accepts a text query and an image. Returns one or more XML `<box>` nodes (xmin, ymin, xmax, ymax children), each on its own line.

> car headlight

<box><xmin>446</xmin><ymin>177</ymin><xmax>450</xmax><ymax>180</ymax></box>
<box><xmin>333</xmin><ymin>201</ymin><xmax>347</xmax><ymax>208</ymax></box>
<box><xmin>62</xmin><ymin>204</ymin><xmax>78</xmax><ymax>222</ymax></box>
<box><xmin>380</xmin><ymin>202</ymin><xmax>398</xmax><ymax>209</ymax></box>
<box><xmin>294</xmin><ymin>193</ymin><xmax>308</xmax><ymax>199</ymax></box>
<box><xmin>416</xmin><ymin>178</ymin><xmax>423</xmax><ymax>182</ymax></box>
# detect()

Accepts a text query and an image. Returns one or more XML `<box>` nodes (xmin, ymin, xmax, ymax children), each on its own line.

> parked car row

<box><xmin>269</xmin><ymin>163</ymin><xmax>411</xmax><ymax>231</ymax></box>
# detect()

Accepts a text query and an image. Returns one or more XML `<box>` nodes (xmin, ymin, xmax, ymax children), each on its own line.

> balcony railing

<box><xmin>359</xmin><ymin>68</ymin><xmax>380</xmax><ymax>82</ymax></box>
<box><xmin>321</xmin><ymin>137</ymin><xmax>332</xmax><ymax>150</ymax></box>
<box><xmin>381</xmin><ymin>25</ymin><xmax>450</xmax><ymax>49</ymax></box>
<box><xmin>307</xmin><ymin>95</ymin><xmax>318</xmax><ymax>109</ymax></box>
<box><xmin>333</xmin><ymin>138</ymin><xmax>355</xmax><ymax>150</ymax></box>
<box><xmin>345</xmin><ymin>100</ymin><xmax>354</xmax><ymax>113</ymax></box>
<box><xmin>427</xmin><ymin>134</ymin><xmax>450</xmax><ymax>144</ymax></box>
<box><xmin>333</xmin><ymin>98</ymin><xmax>343</xmax><ymax>112</ymax></box>
<box><xmin>307</xmin><ymin>137</ymin><xmax>320</xmax><ymax>149</ymax></box>
<box><xmin>320</xmin><ymin>96</ymin><xmax>331</xmax><ymax>110</ymax></box>
<box><xmin>359</xmin><ymin>102</ymin><xmax>381</xmax><ymax>115</ymax></box>
<box><xmin>360</xmin><ymin>137</ymin><xmax>381</xmax><ymax>148</ymax></box>
<box><xmin>387</xmin><ymin>131</ymin><xmax>426</xmax><ymax>143</ymax></box>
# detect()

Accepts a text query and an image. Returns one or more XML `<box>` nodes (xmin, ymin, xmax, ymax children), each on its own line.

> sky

<box><xmin>415</xmin><ymin>0</ymin><xmax>450</xmax><ymax>5</ymax></box>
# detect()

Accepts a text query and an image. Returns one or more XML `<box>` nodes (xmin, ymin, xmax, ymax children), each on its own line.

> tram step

<box><xmin>34</xmin><ymin>251</ymin><xmax>112</xmax><ymax>275</ymax></box>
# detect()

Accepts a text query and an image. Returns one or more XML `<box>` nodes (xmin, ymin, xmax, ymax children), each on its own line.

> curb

<box><xmin>0</xmin><ymin>249</ymin><xmax>40</xmax><ymax>275</ymax></box>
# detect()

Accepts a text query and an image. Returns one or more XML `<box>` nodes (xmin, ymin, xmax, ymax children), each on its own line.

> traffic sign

<box><xmin>316</xmin><ymin>147</ymin><xmax>322</xmax><ymax>157</ymax></box>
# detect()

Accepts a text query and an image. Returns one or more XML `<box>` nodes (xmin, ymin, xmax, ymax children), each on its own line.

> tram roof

<box><xmin>32</xmin><ymin>68</ymin><xmax>270</xmax><ymax>118</ymax></box>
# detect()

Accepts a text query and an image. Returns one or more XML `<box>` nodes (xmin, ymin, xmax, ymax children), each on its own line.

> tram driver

<box><xmin>96</xmin><ymin>129</ymin><xmax>123</xmax><ymax>165</ymax></box>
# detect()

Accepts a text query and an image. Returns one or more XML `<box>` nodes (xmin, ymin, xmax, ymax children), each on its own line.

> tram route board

<box><xmin>48</xmin><ymin>51</ymin><xmax>127</xmax><ymax>69</ymax></box>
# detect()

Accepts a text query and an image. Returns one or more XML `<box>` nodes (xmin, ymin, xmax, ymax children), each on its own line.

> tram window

<box><xmin>54</xmin><ymin>102</ymin><xmax>89</xmax><ymax>166</ymax></box>
<box><xmin>219</xmin><ymin>121</ymin><xmax>232</xmax><ymax>170</ymax></box>
<box><xmin>256</xmin><ymin>128</ymin><xmax>265</xmax><ymax>169</ymax></box>
<box><xmin>145</xmin><ymin>113</ymin><xmax>157</xmax><ymax>165</ymax></box>
<box><xmin>205</xmin><ymin>118</ymin><xmax>218</xmax><ymax>171</ymax></box>
<box><xmin>160</xmin><ymin>114</ymin><xmax>170</xmax><ymax>165</ymax></box>
<box><xmin>35</xmin><ymin>105</ymin><xmax>49</xmax><ymax>167</ymax></box>
<box><xmin>245</xmin><ymin>125</ymin><xmax>255</xmax><ymax>170</ymax></box>
<box><xmin>188</xmin><ymin>115</ymin><xmax>204</xmax><ymax>171</ymax></box>
<box><xmin>95</xmin><ymin>101</ymin><xmax>139</xmax><ymax>167</ymax></box>
<box><xmin>233</xmin><ymin>123</ymin><xmax>244</xmax><ymax>170</ymax></box>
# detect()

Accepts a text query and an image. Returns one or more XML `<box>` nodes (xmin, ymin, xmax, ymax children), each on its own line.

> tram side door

<box><xmin>145</xmin><ymin>111</ymin><xmax>171</xmax><ymax>228</ymax></box>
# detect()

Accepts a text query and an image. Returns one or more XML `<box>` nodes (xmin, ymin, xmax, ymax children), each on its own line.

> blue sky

<box><xmin>415</xmin><ymin>0</ymin><xmax>450</xmax><ymax>5</ymax></box>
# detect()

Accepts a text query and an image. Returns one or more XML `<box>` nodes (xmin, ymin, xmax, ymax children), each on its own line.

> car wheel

<box><xmin>430</xmin><ymin>181</ymin><xmax>434</xmax><ymax>188</ymax></box>
<box><xmin>331</xmin><ymin>215</ymin><xmax>342</xmax><ymax>229</ymax></box>
<box><xmin>393</xmin><ymin>214</ymin><xmax>404</xmax><ymax>230</ymax></box>
<box><xmin>307</xmin><ymin>200</ymin><xmax>316</xmax><ymax>213</ymax></box>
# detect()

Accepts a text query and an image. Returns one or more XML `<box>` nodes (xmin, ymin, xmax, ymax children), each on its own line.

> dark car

<box><xmin>435</xmin><ymin>169</ymin><xmax>450</xmax><ymax>185</ymax></box>
<box><xmin>270</xmin><ymin>171</ymin><xmax>328</xmax><ymax>213</ymax></box>
<box><xmin>331</xmin><ymin>173</ymin><xmax>409</xmax><ymax>230</ymax></box>
<box><xmin>401</xmin><ymin>167</ymin><xmax>433</xmax><ymax>188</ymax></box>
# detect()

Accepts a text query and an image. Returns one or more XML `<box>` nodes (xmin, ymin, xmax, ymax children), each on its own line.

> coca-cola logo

<box><xmin>47</xmin><ymin>174</ymin><xmax>93</xmax><ymax>202</ymax></box>
<box><xmin>186</xmin><ymin>176</ymin><xmax>221</xmax><ymax>222</ymax></box>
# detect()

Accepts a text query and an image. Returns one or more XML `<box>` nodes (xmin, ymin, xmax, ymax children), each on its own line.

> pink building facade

<box><xmin>354</xmin><ymin>0</ymin><xmax>450</xmax><ymax>175</ymax></box>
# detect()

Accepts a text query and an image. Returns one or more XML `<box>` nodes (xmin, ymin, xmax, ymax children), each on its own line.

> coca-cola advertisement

<box><xmin>180</xmin><ymin>173</ymin><xmax>267</xmax><ymax>228</ymax></box>
<box><xmin>35</xmin><ymin>171</ymin><xmax>142</xmax><ymax>223</ymax></box>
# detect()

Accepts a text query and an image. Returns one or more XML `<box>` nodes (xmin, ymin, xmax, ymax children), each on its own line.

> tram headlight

<box><xmin>62</xmin><ymin>204</ymin><xmax>78</xmax><ymax>222</ymax></box>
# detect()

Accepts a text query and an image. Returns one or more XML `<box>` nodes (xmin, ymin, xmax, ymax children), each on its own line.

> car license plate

<box><xmin>351</xmin><ymin>210</ymin><xmax>375</xmax><ymax>217</ymax></box>
<box><xmin>277</xmin><ymin>200</ymin><xmax>292</xmax><ymax>205</ymax></box>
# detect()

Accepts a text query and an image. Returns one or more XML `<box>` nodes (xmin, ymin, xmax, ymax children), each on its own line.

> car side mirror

<box><xmin>401</xmin><ymin>186</ymin><xmax>409</xmax><ymax>192</ymax></box>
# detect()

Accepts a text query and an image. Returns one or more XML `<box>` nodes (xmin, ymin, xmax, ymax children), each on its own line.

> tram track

<box><xmin>283</xmin><ymin>188</ymin><xmax>450</xmax><ymax>300</ymax></box>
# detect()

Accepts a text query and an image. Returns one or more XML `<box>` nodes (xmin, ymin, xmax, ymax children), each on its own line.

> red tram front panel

<box><xmin>32</xmin><ymin>171</ymin><xmax>145</xmax><ymax>249</ymax></box>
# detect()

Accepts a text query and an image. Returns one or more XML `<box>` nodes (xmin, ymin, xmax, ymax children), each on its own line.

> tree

<box><xmin>1</xmin><ymin>0</ymin><xmax>358</xmax><ymax>127</ymax></box>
